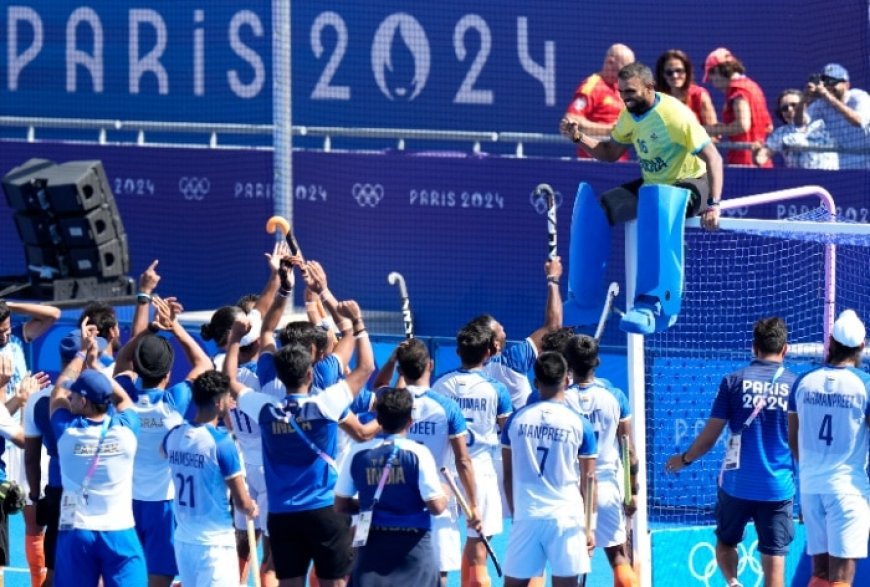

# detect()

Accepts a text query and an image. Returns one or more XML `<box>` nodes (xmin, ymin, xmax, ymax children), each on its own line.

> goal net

<box><xmin>643</xmin><ymin>205</ymin><xmax>870</xmax><ymax>527</ymax></box>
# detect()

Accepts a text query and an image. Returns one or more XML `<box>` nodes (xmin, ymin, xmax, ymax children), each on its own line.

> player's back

<box><xmin>502</xmin><ymin>400</ymin><xmax>596</xmax><ymax>521</ymax></box>
<box><xmin>164</xmin><ymin>421</ymin><xmax>238</xmax><ymax>545</ymax></box>
<box><xmin>131</xmin><ymin>383</ymin><xmax>191</xmax><ymax>501</ymax></box>
<box><xmin>432</xmin><ymin>368</ymin><xmax>512</xmax><ymax>461</ymax></box>
<box><xmin>790</xmin><ymin>365</ymin><xmax>870</xmax><ymax>495</ymax></box>
<box><xmin>227</xmin><ymin>364</ymin><xmax>263</xmax><ymax>465</ymax></box>
<box><xmin>407</xmin><ymin>385</ymin><xmax>466</xmax><ymax>469</ymax></box>
<box><xmin>565</xmin><ymin>379</ymin><xmax>629</xmax><ymax>474</ymax></box>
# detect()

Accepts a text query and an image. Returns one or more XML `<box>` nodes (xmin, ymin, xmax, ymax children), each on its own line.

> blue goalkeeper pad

<box><xmin>564</xmin><ymin>182</ymin><xmax>611</xmax><ymax>326</ymax></box>
<box><xmin>620</xmin><ymin>184</ymin><xmax>690</xmax><ymax>335</ymax></box>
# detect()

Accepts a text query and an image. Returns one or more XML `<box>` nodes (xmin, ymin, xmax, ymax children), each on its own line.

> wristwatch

<box><xmin>707</xmin><ymin>197</ymin><xmax>720</xmax><ymax>207</ymax></box>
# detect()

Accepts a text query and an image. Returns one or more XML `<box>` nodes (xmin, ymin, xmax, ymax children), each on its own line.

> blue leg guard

<box><xmin>619</xmin><ymin>184</ymin><xmax>690</xmax><ymax>335</ymax></box>
<box><xmin>564</xmin><ymin>182</ymin><xmax>612</xmax><ymax>326</ymax></box>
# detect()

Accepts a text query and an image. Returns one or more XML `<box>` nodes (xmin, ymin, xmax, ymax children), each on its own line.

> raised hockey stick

<box><xmin>387</xmin><ymin>271</ymin><xmax>414</xmax><ymax>339</ymax></box>
<box><xmin>534</xmin><ymin>183</ymin><xmax>558</xmax><ymax>261</ymax></box>
<box><xmin>594</xmin><ymin>282</ymin><xmax>621</xmax><ymax>342</ymax></box>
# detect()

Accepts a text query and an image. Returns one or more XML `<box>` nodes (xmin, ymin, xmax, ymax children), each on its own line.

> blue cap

<box><xmin>69</xmin><ymin>370</ymin><xmax>114</xmax><ymax>405</ymax></box>
<box><xmin>59</xmin><ymin>330</ymin><xmax>108</xmax><ymax>362</ymax></box>
<box><xmin>822</xmin><ymin>63</ymin><xmax>849</xmax><ymax>82</ymax></box>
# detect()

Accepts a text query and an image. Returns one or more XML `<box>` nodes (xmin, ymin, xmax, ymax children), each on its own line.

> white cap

<box><xmin>832</xmin><ymin>309</ymin><xmax>866</xmax><ymax>348</ymax></box>
<box><xmin>239</xmin><ymin>309</ymin><xmax>262</xmax><ymax>347</ymax></box>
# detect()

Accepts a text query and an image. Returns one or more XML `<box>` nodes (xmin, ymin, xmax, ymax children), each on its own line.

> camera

<box><xmin>808</xmin><ymin>73</ymin><xmax>823</xmax><ymax>85</ymax></box>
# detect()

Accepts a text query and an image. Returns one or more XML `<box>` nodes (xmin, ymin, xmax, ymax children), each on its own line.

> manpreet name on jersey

<box><xmin>167</xmin><ymin>450</ymin><xmax>207</xmax><ymax>469</ymax></box>
<box><xmin>516</xmin><ymin>423</ymin><xmax>575</xmax><ymax>443</ymax></box>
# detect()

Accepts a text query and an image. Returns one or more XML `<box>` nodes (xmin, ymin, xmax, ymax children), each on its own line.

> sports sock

<box><xmin>807</xmin><ymin>578</ymin><xmax>830</xmax><ymax>587</ymax></box>
<box><xmin>460</xmin><ymin>555</ymin><xmax>471</xmax><ymax>587</ymax></box>
<box><xmin>613</xmin><ymin>563</ymin><xmax>639</xmax><ymax>587</ymax></box>
<box><xmin>25</xmin><ymin>534</ymin><xmax>46</xmax><ymax>587</ymax></box>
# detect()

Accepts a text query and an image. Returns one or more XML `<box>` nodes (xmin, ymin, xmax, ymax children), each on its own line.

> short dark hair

<box><xmin>396</xmin><ymin>339</ymin><xmax>430</xmax><ymax>381</ymax></box>
<box><xmin>78</xmin><ymin>302</ymin><xmax>118</xmax><ymax>339</ymax></box>
<box><xmin>711</xmin><ymin>59</ymin><xmax>745</xmax><ymax>79</ymax></box>
<box><xmin>753</xmin><ymin>317</ymin><xmax>787</xmax><ymax>355</ymax></box>
<box><xmin>654</xmin><ymin>49</ymin><xmax>696</xmax><ymax>95</ymax></box>
<box><xmin>564</xmin><ymin>335</ymin><xmax>600</xmax><ymax>380</ymax></box>
<box><xmin>192</xmin><ymin>370</ymin><xmax>230</xmax><ymax>407</ymax></box>
<box><xmin>619</xmin><ymin>62</ymin><xmax>655</xmax><ymax>87</ymax></box>
<box><xmin>534</xmin><ymin>351</ymin><xmax>568</xmax><ymax>388</ymax></box>
<box><xmin>0</xmin><ymin>301</ymin><xmax>10</xmax><ymax>323</ymax></box>
<box><xmin>456</xmin><ymin>320</ymin><xmax>494</xmax><ymax>366</ymax></box>
<box><xmin>376</xmin><ymin>387</ymin><xmax>414</xmax><ymax>433</ymax></box>
<box><xmin>279</xmin><ymin>321</ymin><xmax>319</xmax><ymax>349</ymax></box>
<box><xmin>273</xmin><ymin>343</ymin><xmax>313</xmax><ymax>389</ymax></box>
<box><xmin>200</xmin><ymin>306</ymin><xmax>242</xmax><ymax>345</ymax></box>
<box><xmin>236</xmin><ymin>294</ymin><xmax>259</xmax><ymax>313</ymax></box>
<box><xmin>313</xmin><ymin>327</ymin><xmax>329</xmax><ymax>355</ymax></box>
<box><xmin>541</xmin><ymin>327</ymin><xmax>575</xmax><ymax>357</ymax></box>
<box><xmin>826</xmin><ymin>338</ymin><xmax>863</xmax><ymax>366</ymax></box>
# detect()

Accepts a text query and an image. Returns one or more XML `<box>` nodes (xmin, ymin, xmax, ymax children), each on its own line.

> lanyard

<box><xmin>370</xmin><ymin>442</ymin><xmax>402</xmax><ymax>509</ymax></box>
<box><xmin>741</xmin><ymin>366</ymin><xmax>784</xmax><ymax>431</ymax></box>
<box><xmin>81</xmin><ymin>416</ymin><xmax>111</xmax><ymax>498</ymax></box>
<box><xmin>284</xmin><ymin>400</ymin><xmax>337</xmax><ymax>471</ymax></box>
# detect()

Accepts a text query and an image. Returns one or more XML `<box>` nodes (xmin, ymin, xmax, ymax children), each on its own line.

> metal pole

<box><xmin>273</xmin><ymin>0</ymin><xmax>292</xmax><ymax>222</ymax></box>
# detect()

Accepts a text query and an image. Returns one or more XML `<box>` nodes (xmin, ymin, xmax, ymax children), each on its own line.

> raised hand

<box><xmin>0</xmin><ymin>355</ymin><xmax>12</xmax><ymax>389</ymax></box>
<box><xmin>266</xmin><ymin>240</ymin><xmax>291</xmax><ymax>274</ymax></box>
<box><xmin>151</xmin><ymin>296</ymin><xmax>176</xmax><ymax>331</ymax></box>
<box><xmin>139</xmin><ymin>260</ymin><xmax>161</xmax><ymax>294</ymax></box>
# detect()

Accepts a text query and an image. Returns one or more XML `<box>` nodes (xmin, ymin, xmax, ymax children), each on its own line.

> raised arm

<box><xmin>528</xmin><ymin>256</ymin><xmax>564</xmax><ymax>351</ymax></box>
<box><xmin>224</xmin><ymin>317</ymin><xmax>251</xmax><ymax>398</ymax></box>
<box><xmin>132</xmin><ymin>260</ymin><xmax>161</xmax><ymax>337</ymax></box>
<box><xmin>5</xmin><ymin>301</ymin><xmax>61</xmax><ymax>343</ymax></box>
<box><xmin>303</xmin><ymin>261</ymin><xmax>355</xmax><ymax>367</ymax></box>
<box><xmin>559</xmin><ymin>116</ymin><xmax>629</xmax><ymax>162</ymax></box>
<box><xmin>335</xmin><ymin>300</ymin><xmax>374</xmax><ymax>396</ymax></box>
<box><xmin>152</xmin><ymin>296</ymin><xmax>211</xmax><ymax>381</ymax></box>
<box><xmin>253</xmin><ymin>240</ymin><xmax>289</xmax><ymax>316</ymax></box>
<box><xmin>259</xmin><ymin>255</ymin><xmax>297</xmax><ymax>354</ymax></box>
<box><xmin>51</xmin><ymin>319</ymin><xmax>100</xmax><ymax>415</ymax></box>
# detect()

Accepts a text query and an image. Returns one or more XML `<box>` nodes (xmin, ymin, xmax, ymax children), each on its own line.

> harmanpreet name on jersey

<box><xmin>517</xmin><ymin>423</ymin><xmax>575</xmax><ymax>443</ymax></box>
<box><xmin>168</xmin><ymin>450</ymin><xmax>207</xmax><ymax>469</ymax></box>
<box><xmin>802</xmin><ymin>390</ymin><xmax>862</xmax><ymax>409</ymax></box>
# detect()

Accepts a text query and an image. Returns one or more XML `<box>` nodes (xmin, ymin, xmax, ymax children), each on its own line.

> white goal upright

<box><xmin>625</xmin><ymin>186</ymin><xmax>870</xmax><ymax>586</ymax></box>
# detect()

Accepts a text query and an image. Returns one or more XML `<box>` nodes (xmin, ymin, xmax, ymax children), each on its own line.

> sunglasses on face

<box><xmin>779</xmin><ymin>102</ymin><xmax>801</xmax><ymax>113</ymax></box>
<box><xmin>664</xmin><ymin>68</ymin><xmax>686</xmax><ymax>77</ymax></box>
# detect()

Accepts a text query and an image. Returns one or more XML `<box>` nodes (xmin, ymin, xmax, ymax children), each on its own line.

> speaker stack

<box><xmin>2</xmin><ymin>159</ymin><xmax>133</xmax><ymax>301</ymax></box>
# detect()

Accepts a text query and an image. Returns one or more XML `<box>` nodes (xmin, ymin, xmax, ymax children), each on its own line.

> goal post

<box><xmin>626</xmin><ymin>185</ymin><xmax>870</xmax><ymax>585</ymax></box>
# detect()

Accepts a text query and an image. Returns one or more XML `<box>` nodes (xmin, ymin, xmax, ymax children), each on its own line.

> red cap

<box><xmin>703</xmin><ymin>48</ymin><xmax>734</xmax><ymax>82</ymax></box>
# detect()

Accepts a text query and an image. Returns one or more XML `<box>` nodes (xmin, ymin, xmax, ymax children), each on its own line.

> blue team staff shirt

<box><xmin>163</xmin><ymin>421</ymin><xmax>242</xmax><ymax>546</ymax></box>
<box><xmin>710</xmin><ymin>359</ymin><xmax>797</xmax><ymax>501</ymax></box>
<box><xmin>335</xmin><ymin>436</ymin><xmax>445</xmax><ymax>530</ymax></box>
<box><xmin>238</xmin><ymin>379</ymin><xmax>353</xmax><ymax>513</ymax></box>
<box><xmin>485</xmin><ymin>338</ymin><xmax>538</xmax><ymax>409</ymax></box>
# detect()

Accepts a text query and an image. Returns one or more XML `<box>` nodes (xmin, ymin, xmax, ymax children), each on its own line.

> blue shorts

<box><xmin>715</xmin><ymin>489</ymin><xmax>794</xmax><ymax>556</ymax></box>
<box><xmin>133</xmin><ymin>499</ymin><xmax>178</xmax><ymax>576</ymax></box>
<box><xmin>54</xmin><ymin>527</ymin><xmax>146</xmax><ymax>587</ymax></box>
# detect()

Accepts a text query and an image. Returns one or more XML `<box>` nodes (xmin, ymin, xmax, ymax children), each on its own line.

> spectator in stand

<box><xmin>703</xmin><ymin>48</ymin><xmax>773</xmax><ymax>167</ymax></box>
<box><xmin>655</xmin><ymin>49</ymin><xmax>717</xmax><ymax>126</ymax></box>
<box><xmin>754</xmin><ymin>89</ymin><xmax>838</xmax><ymax>170</ymax></box>
<box><xmin>562</xmin><ymin>43</ymin><xmax>635</xmax><ymax>161</ymax></box>
<box><xmin>805</xmin><ymin>63</ymin><xmax>870</xmax><ymax>170</ymax></box>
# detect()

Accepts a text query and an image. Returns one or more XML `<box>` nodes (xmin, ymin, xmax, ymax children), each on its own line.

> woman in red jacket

<box><xmin>703</xmin><ymin>47</ymin><xmax>774</xmax><ymax>167</ymax></box>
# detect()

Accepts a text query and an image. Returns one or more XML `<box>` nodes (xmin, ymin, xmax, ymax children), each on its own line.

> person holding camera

<box><xmin>806</xmin><ymin>63</ymin><xmax>870</xmax><ymax>169</ymax></box>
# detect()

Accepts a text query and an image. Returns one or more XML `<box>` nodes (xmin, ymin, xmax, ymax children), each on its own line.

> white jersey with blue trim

<box><xmin>52</xmin><ymin>408</ymin><xmax>140</xmax><ymax>531</ymax></box>
<box><xmin>485</xmin><ymin>338</ymin><xmax>538</xmax><ymax>410</ymax></box>
<box><xmin>501</xmin><ymin>399</ymin><xmax>597</xmax><ymax>521</ymax></box>
<box><xmin>131</xmin><ymin>383</ymin><xmax>192</xmax><ymax>501</ymax></box>
<box><xmin>566</xmin><ymin>380</ymin><xmax>630</xmax><ymax>475</ymax></box>
<box><xmin>406</xmin><ymin>385</ymin><xmax>468</xmax><ymax>469</ymax></box>
<box><xmin>789</xmin><ymin>364</ymin><xmax>870</xmax><ymax>495</ymax></box>
<box><xmin>163</xmin><ymin>422</ymin><xmax>243</xmax><ymax>546</ymax></box>
<box><xmin>432</xmin><ymin>368</ymin><xmax>512</xmax><ymax>461</ymax></box>
<box><xmin>227</xmin><ymin>364</ymin><xmax>263</xmax><ymax>466</ymax></box>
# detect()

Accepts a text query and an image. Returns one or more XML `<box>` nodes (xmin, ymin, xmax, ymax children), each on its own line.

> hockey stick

<box><xmin>534</xmin><ymin>183</ymin><xmax>558</xmax><ymax>261</ymax></box>
<box><xmin>579</xmin><ymin>472</ymin><xmax>597</xmax><ymax>587</ymax></box>
<box><xmin>593</xmin><ymin>282</ymin><xmax>621</xmax><ymax>342</ymax></box>
<box><xmin>440</xmin><ymin>467</ymin><xmax>502</xmax><ymax>577</ymax></box>
<box><xmin>387</xmin><ymin>271</ymin><xmax>414</xmax><ymax>339</ymax></box>
<box><xmin>620</xmin><ymin>434</ymin><xmax>635</xmax><ymax>567</ymax></box>
<box><xmin>266</xmin><ymin>215</ymin><xmax>303</xmax><ymax>259</ymax></box>
<box><xmin>246</xmin><ymin>517</ymin><xmax>262</xmax><ymax>587</ymax></box>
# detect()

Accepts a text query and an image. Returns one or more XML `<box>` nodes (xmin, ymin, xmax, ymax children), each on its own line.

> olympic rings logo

<box><xmin>688</xmin><ymin>539</ymin><xmax>763</xmax><ymax>586</ymax></box>
<box><xmin>352</xmin><ymin>183</ymin><xmax>385</xmax><ymax>208</ymax></box>
<box><xmin>178</xmin><ymin>177</ymin><xmax>211</xmax><ymax>200</ymax></box>
<box><xmin>529</xmin><ymin>189</ymin><xmax>563</xmax><ymax>214</ymax></box>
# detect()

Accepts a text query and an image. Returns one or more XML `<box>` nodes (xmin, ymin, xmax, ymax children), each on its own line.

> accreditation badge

<box><xmin>723</xmin><ymin>433</ymin><xmax>742</xmax><ymax>471</ymax></box>
<box><xmin>353</xmin><ymin>510</ymin><xmax>373</xmax><ymax>548</ymax></box>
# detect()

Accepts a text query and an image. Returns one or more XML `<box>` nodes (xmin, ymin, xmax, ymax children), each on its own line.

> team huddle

<box><xmin>0</xmin><ymin>238</ymin><xmax>867</xmax><ymax>587</ymax></box>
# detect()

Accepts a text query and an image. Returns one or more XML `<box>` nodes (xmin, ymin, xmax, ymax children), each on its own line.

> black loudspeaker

<box><xmin>1</xmin><ymin>159</ymin><xmax>129</xmax><ymax>283</ymax></box>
